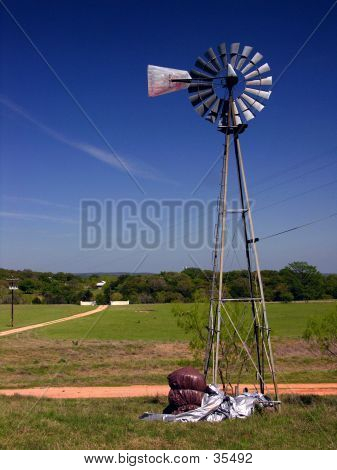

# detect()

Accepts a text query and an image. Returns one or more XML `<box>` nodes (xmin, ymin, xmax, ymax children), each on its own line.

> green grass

<box><xmin>0</xmin><ymin>302</ymin><xmax>335</xmax><ymax>389</ymax></box>
<box><xmin>0</xmin><ymin>303</ymin><xmax>336</xmax><ymax>450</ymax></box>
<box><xmin>30</xmin><ymin>302</ymin><xmax>336</xmax><ymax>341</ymax></box>
<box><xmin>0</xmin><ymin>395</ymin><xmax>336</xmax><ymax>449</ymax></box>
<box><xmin>0</xmin><ymin>304</ymin><xmax>93</xmax><ymax>332</ymax></box>
<box><xmin>35</xmin><ymin>304</ymin><xmax>188</xmax><ymax>341</ymax></box>
<box><xmin>266</xmin><ymin>302</ymin><xmax>337</xmax><ymax>338</ymax></box>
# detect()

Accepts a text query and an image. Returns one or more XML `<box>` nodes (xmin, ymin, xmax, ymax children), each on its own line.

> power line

<box><xmin>259</xmin><ymin>211</ymin><xmax>337</xmax><ymax>241</ymax></box>
<box><xmin>254</xmin><ymin>177</ymin><xmax>337</xmax><ymax>213</ymax></box>
<box><xmin>252</xmin><ymin>157</ymin><xmax>337</xmax><ymax>197</ymax></box>
<box><xmin>252</xmin><ymin>145</ymin><xmax>337</xmax><ymax>189</ymax></box>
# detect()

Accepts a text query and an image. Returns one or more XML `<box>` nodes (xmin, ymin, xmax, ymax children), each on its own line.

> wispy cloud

<box><xmin>0</xmin><ymin>96</ymin><xmax>164</xmax><ymax>181</ymax></box>
<box><xmin>2</xmin><ymin>195</ymin><xmax>75</xmax><ymax>210</ymax></box>
<box><xmin>0</xmin><ymin>211</ymin><xmax>77</xmax><ymax>224</ymax></box>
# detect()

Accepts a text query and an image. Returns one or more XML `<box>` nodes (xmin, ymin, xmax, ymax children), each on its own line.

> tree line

<box><xmin>0</xmin><ymin>261</ymin><xmax>336</xmax><ymax>305</ymax></box>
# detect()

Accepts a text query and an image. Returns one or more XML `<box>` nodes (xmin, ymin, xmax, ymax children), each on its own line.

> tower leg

<box><xmin>214</xmin><ymin>127</ymin><xmax>231</xmax><ymax>386</ymax></box>
<box><xmin>204</xmin><ymin>156</ymin><xmax>224</xmax><ymax>381</ymax></box>
<box><xmin>233</xmin><ymin>135</ymin><xmax>279</xmax><ymax>402</ymax></box>
<box><xmin>233</xmin><ymin>133</ymin><xmax>264</xmax><ymax>393</ymax></box>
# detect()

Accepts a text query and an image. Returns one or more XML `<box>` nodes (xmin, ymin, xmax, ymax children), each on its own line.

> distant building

<box><xmin>96</xmin><ymin>280</ymin><xmax>106</xmax><ymax>288</ymax></box>
<box><xmin>110</xmin><ymin>300</ymin><xmax>130</xmax><ymax>306</ymax></box>
<box><xmin>80</xmin><ymin>301</ymin><xmax>96</xmax><ymax>306</ymax></box>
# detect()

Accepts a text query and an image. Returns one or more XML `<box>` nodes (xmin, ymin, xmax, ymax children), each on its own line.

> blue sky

<box><xmin>0</xmin><ymin>0</ymin><xmax>336</xmax><ymax>273</ymax></box>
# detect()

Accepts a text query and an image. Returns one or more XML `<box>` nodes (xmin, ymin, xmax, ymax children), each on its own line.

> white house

<box><xmin>96</xmin><ymin>280</ymin><xmax>106</xmax><ymax>288</ymax></box>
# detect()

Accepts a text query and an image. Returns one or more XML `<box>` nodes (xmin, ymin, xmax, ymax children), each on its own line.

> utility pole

<box><xmin>7</xmin><ymin>278</ymin><xmax>19</xmax><ymax>327</ymax></box>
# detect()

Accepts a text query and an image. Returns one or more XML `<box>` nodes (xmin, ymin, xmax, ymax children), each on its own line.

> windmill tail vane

<box><xmin>147</xmin><ymin>42</ymin><xmax>279</xmax><ymax>406</ymax></box>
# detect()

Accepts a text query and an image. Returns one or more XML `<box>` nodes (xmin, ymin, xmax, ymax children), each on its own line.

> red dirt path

<box><xmin>0</xmin><ymin>383</ymin><xmax>336</xmax><ymax>399</ymax></box>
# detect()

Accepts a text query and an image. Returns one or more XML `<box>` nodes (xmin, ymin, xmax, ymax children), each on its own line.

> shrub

<box><xmin>303</xmin><ymin>309</ymin><xmax>337</xmax><ymax>357</ymax></box>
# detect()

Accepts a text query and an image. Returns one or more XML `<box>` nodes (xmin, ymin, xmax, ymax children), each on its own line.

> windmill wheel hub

<box><xmin>226</xmin><ymin>75</ymin><xmax>239</xmax><ymax>88</ymax></box>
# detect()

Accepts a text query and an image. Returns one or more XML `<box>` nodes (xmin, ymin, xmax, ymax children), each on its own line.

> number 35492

<box><xmin>213</xmin><ymin>452</ymin><xmax>252</xmax><ymax>464</ymax></box>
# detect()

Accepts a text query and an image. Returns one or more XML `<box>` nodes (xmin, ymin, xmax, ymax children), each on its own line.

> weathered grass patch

<box><xmin>0</xmin><ymin>337</ymin><xmax>335</xmax><ymax>388</ymax></box>
<box><xmin>0</xmin><ymin>395</ymin><xmax>336</xmax><ymax>449</ymax></box>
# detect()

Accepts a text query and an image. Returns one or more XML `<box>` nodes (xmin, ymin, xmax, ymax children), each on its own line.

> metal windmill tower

<box><xmin>148</xmin><ymin>42</ymin><xmax>279</xmax><ymax>401</ymax></box>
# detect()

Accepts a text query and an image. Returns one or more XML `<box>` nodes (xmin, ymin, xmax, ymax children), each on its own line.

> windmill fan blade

<box><xmin>245</xmin><ymin>87</ymin><xmax>272</xmax><ymax>100</ymax></box>
<box><xmin>230</xmin><ymin>42</ymin><xmax>240</xmax><ymax>66</ymax></box>
<box><xmin>244</xmin><ymin>63</ymin><xmax>271</xmax><ymax>80</ymax></box>
<box><xmin>241</xmin><ymin>93</ymin><xmax>264</xmax><ymax>112</ymax></box>
<box><xmin>189</xmin><ymin>88</ymin><xmax>214</xmax><ymax>106</ymax></box>
<box><xmin>236</xmin><ymin>45</ymin><xmax>253</xmax><ymax>70</ymax></box>
<box><xmin>194</xmin><ymin>94</ymin><xmax>217</xmax><ymax>116</ymax></box>
<box><xmin>236</xmin><ymin>98</ymin><xmax>255</xmax><ymax>121</ymax></box>
<box><xmin>257</xmin><ymin>64</ymin><xmax>270</xmax><ymax>74</ymax></box>
<box><xmin>205</xmin><ymin>47</ymin><xmax>221</xmax><ymax>71</ymax></box>
<box><xmin>246</xmin><ymin>76</ymin><xmax>272</xmax><ymax>86</ymax></box>
<box><xmin>232</xmin><ymin>100</ymin><xmax>242</xmax><ymax>125</ymax></box>
<box><xmin>147</xmin><ymin>65</ymin><xmax>192</xmax><ymax>97</ymax></box>
<box><xmin>217</xmin><ymin>42</ymin><xmax>227</xmax><ymax>66</ymax></box>
<box><xmin>241</xmin><ymin>52</ymin><xmax>263</xmax><ymax>74</ymax></box>
<box><xmin>243</xmin><ymin>109</ymin><xmax>255</xmax><ymax>121</ymax></box>
<box><xmin>195</xmin><ymin>56</ymin><xmax>218</xmax><ymax>76</ymax></box>
<box><xmin>188</xmin><ymin>82</ymin><xmax>215</xmax><ymax>93</ymax></box>
<box><xmin>190</xmin><ymin>69</ymin><xmax>214</xmax><ymax>80</ymax></box>
<box><xmin>204</xmin><ymin>94</ymin><xmax>217</xmax><ymax>108</ymax></box>
<box><xmin>257</xmin><ymin>63</ymin><xmax>271</xmax><ymax>74</ymax></box>
<box><xmin>237</xmin><ymin>97</ymin><xmax>247</xmax><ymax>112</ymax></box>
<box><xmin>205</xmin><ymin>98</ymin><xmax>222</xmax><ymax>123</ymax></box>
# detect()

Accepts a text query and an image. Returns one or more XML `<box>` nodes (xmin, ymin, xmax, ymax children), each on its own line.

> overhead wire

<box><xmin>259</xmin><ymin>210</ymin><xmax>337</xmax><ymax>241</ymax></box>
<box><xmin>252</xmin><ymin>157</ymin><xmax>337</xmax><ymax>197</ymax></box>
<box><xmin>253</xmin><ymin>177</ymin><xmax>337</xmax><ymax>213</ymax></box>
<box><xmin>252</xmin><ymin>145</ymin><xmax>337</xmax><ymax>189</ymax></box>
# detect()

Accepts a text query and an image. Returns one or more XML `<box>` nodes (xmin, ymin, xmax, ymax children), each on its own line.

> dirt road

<box><xmin>0</xmin><ymin>305</ymin><xmax>107</xmax><ymax>337</ymax></box>
<box><xmin>0</xmin><ymin>383</ymin><xmax>336</xmax><ymax>399</ymax></box>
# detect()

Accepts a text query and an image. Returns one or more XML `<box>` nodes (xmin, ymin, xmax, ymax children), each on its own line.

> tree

<box><xmin>95</xmin><ymin>292</ymin><xmax>106</xmax><ymax>305</ymax></box>
<box><xmin>173</xmin><ymin>302</ymin><xmax>208</xmax><ymax>353</ymax></box>
<box><xmin>229</xmin><ymin>277</ymin><xmax>250</xmax><ymax>298</ymax></box>
<box><xmin>80</xmin><ymin>289</ymin><xmax>93</xmax><ymax>301</ymax></box>
<box><xmin>280</xmin><ymin>261</ymin><xmax>324</xmax><ymax>300</ymax></box>
<box><xmin>173</xmin><ymin>302</ymin><xmax>255</xmax><ymax>392</ymax></box>
<box><xmin>102</xmin><ymin>286</ymin><xmax>112</xmax><ymax>304</ymax></box>
<box><xmin>18</xmin><ymin>278</ymin><xmax>39</xmax><ymax>294</ymax></box>
<box><xmin>273</xmin><ymin>283</ymin><xmax>294</xmax><ymax>302</ymax></box>
<box><xmin>325</xmin><ymin>275</ymin><xmax>337</xmax><ymax>299</ymax></box>
<box><xmin>303</xmin><ymin>309</ymin><xmax>337</xmax><ymax>357</ymax></box>
<box><xmin>111</xmin><ymin>292</ymin><xmax>123</xmax><ymax>301</ymax></box>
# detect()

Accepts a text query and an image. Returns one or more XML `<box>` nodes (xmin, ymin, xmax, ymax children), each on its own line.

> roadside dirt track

<box><xmin>0</xmin><ymin>383</ymin><xmax>336</xmax><ymax>399</ymax></box>
<box><xmin>0</xmin><ymin>305</ymin><xmax>107</xmax><ymax>337</ymax></box>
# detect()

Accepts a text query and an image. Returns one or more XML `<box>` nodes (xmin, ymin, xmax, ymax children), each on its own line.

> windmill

<box><xmin>147</xmin><ymin>42</ymin><xmax>279</xmax><ymax>402</ymax></box>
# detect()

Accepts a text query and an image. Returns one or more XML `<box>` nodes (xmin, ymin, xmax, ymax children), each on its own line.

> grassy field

<box><xmin>0</xmin><ymin>302</ymin><xmax>336</xmax><ymax>388</ymax></box>
<box><xmin>0</xmin><ymin>395</ymin><xmax>336</xmax><ymax>449</ymax></box>
<box><xmin>0</xmin><ymin>336</ymin><xmax>335</xmax><ymax>389</ymax></box>
<box><xmin>0</xmin><ymin>302</ymin><xmax>336</xmax><ymax>450</ymax></box>
<box><xmin>0</xmin><ymin>304</ymin><xmax>93</xmax><ymax>332</ymax></box>
<box><xmin>30</xmin><ymin>301</ymin><xmax>337</xmax><ymax>341</ymax></box>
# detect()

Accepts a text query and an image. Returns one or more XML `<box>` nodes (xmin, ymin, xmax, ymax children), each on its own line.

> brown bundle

<box><xmin>168</xmin><ymin>389</ymin><xmax>205</xmax><ymax>409</ymax></box>
<box><xmin>164</xmin><ymin>367</ymin><xmax>207</xmax><ymax>415</ymax></box>
<box><xmin>167</xmin><ymin>367</ymin><xmax>207</xmax><ymax>392</ymax></box>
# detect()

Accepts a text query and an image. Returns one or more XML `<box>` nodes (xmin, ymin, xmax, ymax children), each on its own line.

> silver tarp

<box><xmin>140</xmin><ymin>385</ymin><xmax>275</xmax><ymax>422</ymax></box>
